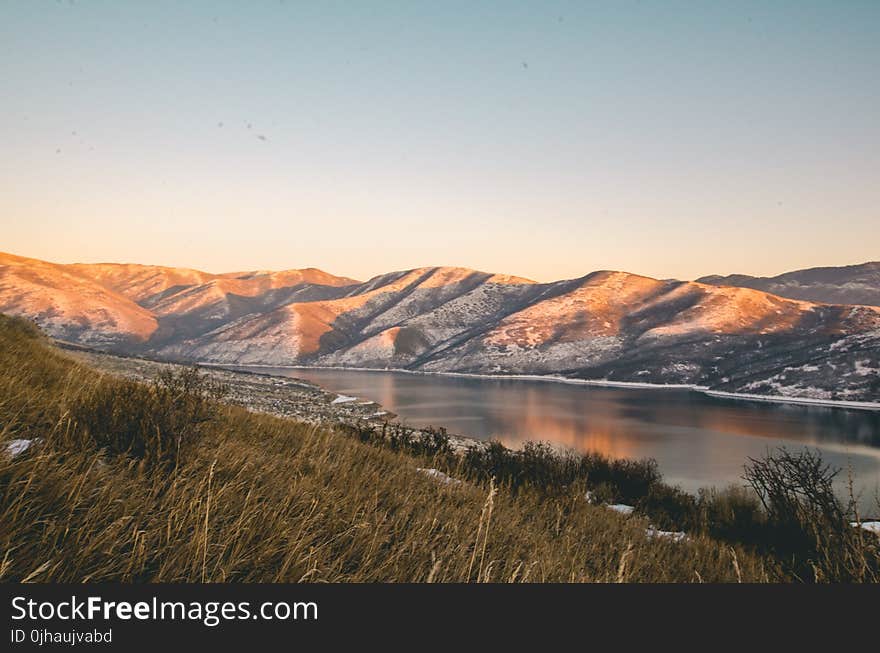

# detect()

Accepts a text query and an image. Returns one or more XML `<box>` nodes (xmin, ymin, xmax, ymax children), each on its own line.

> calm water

<box><xmin>248</xmin><ymin>367</ymin><xmax>880</xmax><ymax>509</ymax></box>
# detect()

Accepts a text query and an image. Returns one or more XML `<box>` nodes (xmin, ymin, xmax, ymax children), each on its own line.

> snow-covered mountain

<box><xmin>2</xmin><ymin>252</ymin><xmax>879</xmax><ymax>401</ymax></box>
<box><xmin>698</xmin><ymin>262</ymin><xmax>880</xmax><ymax>307</ymax></box>
<box><xmin>0</xmin><ymin>253</ymin><xmax>158</xmax><ymax>346</ymax></box>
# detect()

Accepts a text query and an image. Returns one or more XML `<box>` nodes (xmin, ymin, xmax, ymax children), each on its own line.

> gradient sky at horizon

<box><xmin>1</xmin><ymin>1</ymin><xmax>878</xmax><ymax>283</ymax></box>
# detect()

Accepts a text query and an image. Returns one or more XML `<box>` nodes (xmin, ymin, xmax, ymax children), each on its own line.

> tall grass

<box><xmin>70</xmin><ymin>368</ymin><xmax>228</xmax><ymax>467</ymax></box>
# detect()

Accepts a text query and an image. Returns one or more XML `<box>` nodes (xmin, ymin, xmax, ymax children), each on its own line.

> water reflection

<box><xmin>246</xmin><ymin>367</ymin><xmax>880</xmax><ymax>510</ymax></box>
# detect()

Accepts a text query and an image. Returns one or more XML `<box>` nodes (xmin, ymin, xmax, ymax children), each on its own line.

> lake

<box><xmin>248</xmin><ymin>367</ymin><xmax>880</xmax><ymax>510</ymax></box>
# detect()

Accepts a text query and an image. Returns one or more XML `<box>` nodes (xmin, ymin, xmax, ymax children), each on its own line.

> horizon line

<box><xmin>2</xmin><ymin>249</ymin><xmax>877</xmax><ymax>287</ymax></box>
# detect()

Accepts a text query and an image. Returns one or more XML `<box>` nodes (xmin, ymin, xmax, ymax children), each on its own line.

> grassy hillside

<box><xmin>0</xmin><ymin>314</ymin><xmax>875</xmax><ymax>582</ymax></box>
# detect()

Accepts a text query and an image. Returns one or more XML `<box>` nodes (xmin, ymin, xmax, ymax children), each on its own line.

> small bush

<box><xmin>457</xmin><ymin>441</ymin><xmax>666</xmax><ymax>503</ymax></box>
<box><xmin>0</xmin><ymin>314</ymin><xmax>43</xmax><ymax>341</ymax></box>
<box><xmin>335</xmin><ymin>422</ymin><xmax>453</xmax><ymax>459</ymax></box>
<box><xmin>462</xmin><ymin>441</ymin><xmax>576</xmax><ymax>494</ymax></box>
<box><xmin>637</xmin><ymin>483</ymin><xmax>698</xmax><ymax>531</ymax></box>
<box><xmin>696</xmin><ymin>485</ymin><xmax>766</xmax><ymax>544</ymax></box>
<box><xmin>744</xmin><ymin>448</ymin><xmax>879</xmax><ymax>582</ymax></box>
<box><xmin>588</xmin><ymin>482</ymin><xmax>617</xmax><ymax>505</ymax></box>
<box><xmin>71</xmin><ymin>368</ymin><xmax>227</xmax><ymax>466</ymax></box>
<box><xmin>588</xmin><ymin>455</ymin><xmax>663</xmax><ymax>503</ymax></box>
<box><xmin>415</xmin><ymin>426</ymin><xmax>453</xmax><ymax>457</ymax></box>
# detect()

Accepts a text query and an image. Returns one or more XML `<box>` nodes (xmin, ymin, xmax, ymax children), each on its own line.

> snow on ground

<box><xmin>703</xmin><ymin>389</ymin><xmax>880</xmax><ymax>411</ymax></box>
<box><xmin>602</xmin><ymin>503</ymin><xmax>688</xmax><ymax>542</ymax></box>
<box><xmin>851</xmin><ymin>521</ymin><xmax>880</xmax><ymax>535</ymax></box>
<box><xmin>607</xmin><ymin>504</ymin><xmax>635</xmax><ymax>515</ymax></box>
<box><xmin>784</xmin><ymin>363</ymin><xmax>820</xmax><ymax>373</ymax></box>
<box><xmin>645</xmin><ymin>528</ymin><xmax>687</xmax><ymax>542</ymax></box>
<box><xmin>597</xmin><ymin>501</ymin><xmax>691</xmax><ymax>543</ymax></box>
<box><xmin>330</xmin><ymin>394</ymin><xmax>357</xmax><ymax>404</ymax></box>
<box><xmin>3</xmin><ymin>439</ymin><xmax>33</xmax><ymax>458</ymax></box>
<box><xmin>416</xmin><ymin>468</ymin><xmax>461</xmax><ymax>486</ymax></box>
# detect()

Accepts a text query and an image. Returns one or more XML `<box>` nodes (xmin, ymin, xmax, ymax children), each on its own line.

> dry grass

<box><xmin>0</xmin><ymin>314</ymin><xmax>794</xmax><ymax>582</ymax></box>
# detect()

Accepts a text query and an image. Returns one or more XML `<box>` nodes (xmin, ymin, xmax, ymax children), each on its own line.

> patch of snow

<box><xmin>4</xmin><ymin>439</ymin><xmax>34</xmax><ymax>458</ymax></box>
<box><xmin>416</xmin><ymin>468</ymin><xmax>461</xmax><ymax>486</ymax></box>
<box><xmin>851</xmin><ymin>521</ymin><xmax>880</xmax><ymax>535</ymax></box>
<box><xmin>330</xmin><ymin>395</ymin><xmax>357</xmax><ymax>404</ymax></box>
<box><xmin>659</xmin><ymin>362</ymin><xmax>701</xmax><ymax>378</ymax></box>
<box><xmin>784</xmin><ymin>363</ymin><xmax>820</xmax><ymax>373</ymax></box>
<box><xmin>607</xmin><ymin>504</ymin><xmax>635</xmax><ymax>515</ymax></box>
<box><xmin>645</xmin><ymin>528</ymin><xmax>687</xmax><ymax>542</ymax></box>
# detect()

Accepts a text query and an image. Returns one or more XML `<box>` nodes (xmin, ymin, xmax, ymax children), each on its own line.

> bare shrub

<box><xmin>744</xmin><ymin>448</ymin><xmax>879</xmax><ymax>582</ymax></box>
<box><xmin>71</xmin><ymin>368</ymin><xmax>227</xmax><ymax>466</ymax></box>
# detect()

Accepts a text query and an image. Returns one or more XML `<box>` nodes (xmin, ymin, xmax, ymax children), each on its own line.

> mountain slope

<box><xmin>698</xmin><ymin>262</ymin><xmax>880</xmax><ymax>306</ymax></box>
<box><xmin>38</xmin><ymin>258</ymin><xmax>359</xmax><ymax>346</ymax></box>
<box><xmin>0</xmin><ymin>253</ymin><xmax>158</xmax><ymax>345</ymax></box>
<box><xmin>1</xmin><ymin>251</ymin><xmax>878</xmax><ymax>401</ymax></box>
<box><xmin>413</xmin><ymin>272</ymin><xmax>880</xmax><ymax>401</ymax></box>
<box><xmin>157</xmin><ymin>267</ymin><xmax>541</xmax><ymax>365</ymax></box>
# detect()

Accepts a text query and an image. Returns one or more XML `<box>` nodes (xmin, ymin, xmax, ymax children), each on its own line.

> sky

<box><xmin>1</xmin><ymin>1</ymin><xmax>878</xmax><ymax>283</ymax></box>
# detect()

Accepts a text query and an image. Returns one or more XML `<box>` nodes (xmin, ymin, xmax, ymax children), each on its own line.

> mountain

<box><xmin>0</xmin><ymin>253</ymin><xmax>157</xmax><ymax>346</ymax></box>
<box><xmin>159</xmin><ymin>267</ymin><xmax>541</xmax><ymax>365</ymax></box>
<box><xmin>698</xmin><ymin>262</ymin><xmax>880</xmax><ymax>307</ymax></box>
<box><xmin>0</xmin><ymin>252</ymin><xmax>357</xmax><ymax>347</ymax></box>
<box><xmin>1</xmin><ymin>251</ymin><xmax>878</xmax><ymax>402</ymax></box>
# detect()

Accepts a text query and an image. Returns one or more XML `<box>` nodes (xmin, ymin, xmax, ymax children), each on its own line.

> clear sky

<box><xmin>1</xmin><ymin>1</ymin><xmax>878</xmax><ymax>282</ymax></box>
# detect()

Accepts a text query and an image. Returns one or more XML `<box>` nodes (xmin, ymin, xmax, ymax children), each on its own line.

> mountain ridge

<box><xmin>1</xmin><ymin>251</ymin><xmax>878</xmax><ymax>401</ymax></box>
<box><xmin>698</xmin><ymin>261</ymin><xmax>880</xmax><ymax>307</ymax></box>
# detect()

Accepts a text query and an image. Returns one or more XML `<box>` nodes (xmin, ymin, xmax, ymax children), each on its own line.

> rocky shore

<box><xmin>64</xmin><ymin>346</ymin><xmax>476</xmax><ymax>451</ymax></box>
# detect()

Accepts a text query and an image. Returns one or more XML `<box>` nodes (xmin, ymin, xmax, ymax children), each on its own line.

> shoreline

<box><xmin>205</xmin><ymin>362</ymin><xmax>880</xmax><ymax>412</ymax></box>
<box><xmin>701</xmin><ymin>389</ymin><xmax>880</xmax><ymax>411</ymax></box>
